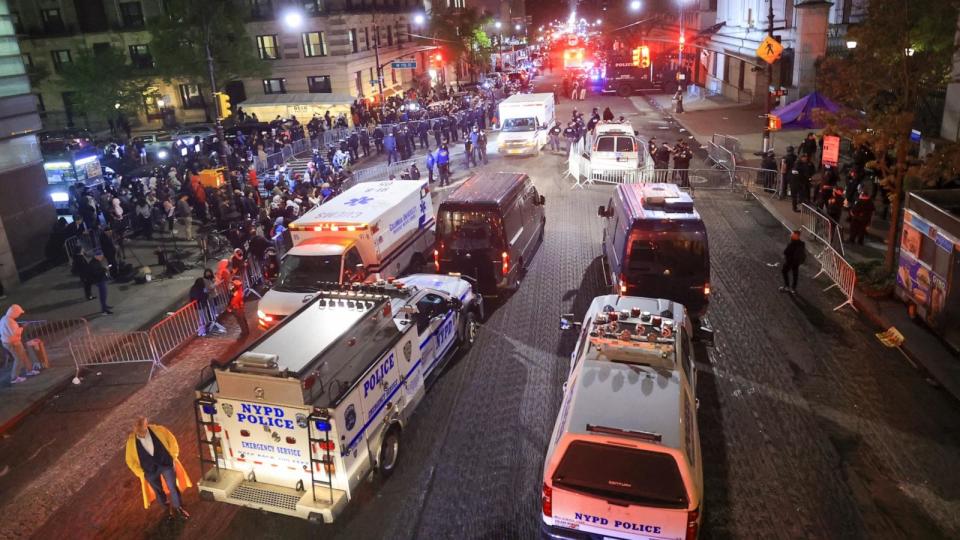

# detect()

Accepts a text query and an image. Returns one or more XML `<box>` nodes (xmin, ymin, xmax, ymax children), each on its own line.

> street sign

<box><xmin>756</xmin><ymin>35</ymin><xmax>783</xmax><ymax>64</ymax></box>
<box><xmin>822</xmin><ymin>135</ymin><xmax>840</xmax><ymax>166</ymax></box>
<box><xmin>391</xmin><ymin>60</ymin><xmax>417</xmax><ymax>69</ymax></box>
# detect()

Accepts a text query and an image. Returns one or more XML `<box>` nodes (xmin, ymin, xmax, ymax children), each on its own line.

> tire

<box><xmin>377</xmin><ymin>427</ymin><xmax>401</xmax><ymax>478</ymax></box>
<box><xmin>460</xmin><ymin>311</ymin><xmax>478</xmax><ymax>352</ymax></box>
<box><xmin>617</xmin><ymin>83</ymin><xmax>632</xmax><ymax>97</ymax></box>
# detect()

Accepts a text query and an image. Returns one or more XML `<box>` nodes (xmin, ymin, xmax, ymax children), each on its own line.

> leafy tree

<box><xmin>426</xmin><ymin>6</ymin><xmax>492</xmax><ymax>80</ymax></box>
<box><xmin>147</xmin><ymin>0</ymin><xmax>269</xmax><ymax>98</ymax></box>
<box><xmin>816</xmin><ymin>0</ymin><xmax>959</xmax><ymax>270</ymax></box>
<box><xmin>56</xmin><ymin>47</ymin><xmax>155</xmax><ymax>124</ymax></box>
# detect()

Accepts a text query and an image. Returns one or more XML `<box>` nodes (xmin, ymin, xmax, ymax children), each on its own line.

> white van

<box><xmin>542</xmin><ymin>295</ymin><xmax>711</xmax><ymax>540</ymax></box>
<box><xmin>497</xmin><ymin>93</ymin><xmax>556</xmax><ymax>156</ymax></box>
<box><xmin>257</xmin><ymin>180</ymin><xmax>435</xmax><ymax>326</ymax></box>
<box><xmin>589</xmin><ymin>122</ymin><xmax>646</xmax><ymax>179</ymax></box>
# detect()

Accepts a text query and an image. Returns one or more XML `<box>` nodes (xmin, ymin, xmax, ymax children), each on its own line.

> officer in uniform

<box><xmin>671</xmin><ymin>140</ymin><xmax>692</xmax><ymax>187</ymax></box>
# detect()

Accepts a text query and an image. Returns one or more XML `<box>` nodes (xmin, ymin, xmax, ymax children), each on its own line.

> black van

<box><xmin>434</xmin><ymin>172</ymin><xmax>546</xmax><ymax>295</ymax></box>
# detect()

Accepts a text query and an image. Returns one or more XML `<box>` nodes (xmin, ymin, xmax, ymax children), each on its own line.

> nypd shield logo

<box><xmin>222</xmin><ymin>403</ymin><xmax>234</xmax><ymax>417</ymax></box>
<box><xmin>296</xmin><ymin>413</ymin><xmax>308</xmax><ymax>429</ymax></box>
<box><xmin>403</xmin><ymin>341</ymin><xmax>413</xmax><ymax>362</ymax></box>
<box><xmin>345</xmin><ymin>404</ymin><xmax>357</xmax><ymax>431</ymax></box>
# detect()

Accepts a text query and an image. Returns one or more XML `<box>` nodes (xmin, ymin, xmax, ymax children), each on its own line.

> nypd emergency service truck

<box><xmin>195</xmin><ymin>274</ymin><xmax>481</xmax><ymax>523</ymax></box>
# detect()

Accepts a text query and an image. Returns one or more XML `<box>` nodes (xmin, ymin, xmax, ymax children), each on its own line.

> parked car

<box><xmin>172</xmin><ymin>125</ymin><xmax>216</xmax><ymax>145</ymax></box>
<box><xmin>131</xmin><ymin>131</ymin><xmax>175</xmax><ymax>161</ymax></box>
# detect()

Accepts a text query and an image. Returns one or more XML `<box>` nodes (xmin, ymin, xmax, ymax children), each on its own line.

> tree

<box><xmin>426</xmin><ymin>6</ymin><xmax>492</xmax><ymax>81</ymax></box>
<box><xmin>147</xmin><ymin>0</ymin><xmax>268</xmax><ymax>107</ymax></box>
<box><xmin>56</xmin><ymin>47</ymin><xmax>155</xmax><ymax>126</ymax></box>
<box><xmin>816</xmin><ymin>0</ymin><xmax>959</xmax><ymax>271</ymax></box>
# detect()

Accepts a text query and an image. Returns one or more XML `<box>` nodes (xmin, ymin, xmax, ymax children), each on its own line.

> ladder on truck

<box><xmin>195</xmin><ymin>396</ymin><xmax>223</xmax><ymax>483</ymax></box>
<box><xmin>306</xmin><ymin>411</ymin><xmax>336</xmax><ymax>504</ymax></box>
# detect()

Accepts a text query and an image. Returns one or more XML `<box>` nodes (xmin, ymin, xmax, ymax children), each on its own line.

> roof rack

<box><xmin>586</xmin><ymin>307</ymin><xmax>677</xmax><ymax>363</ymax></box>
<box><xmin>310</xmin><ymin>280</ymin><xmax>416</xmax><ymax>300</ymax></box>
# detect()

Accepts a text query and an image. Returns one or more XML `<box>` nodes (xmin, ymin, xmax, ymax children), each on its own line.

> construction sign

<box><xmin>757</xmin><ymin>36</ymin><xmax>783</xmax><ymax>64</ymax></box>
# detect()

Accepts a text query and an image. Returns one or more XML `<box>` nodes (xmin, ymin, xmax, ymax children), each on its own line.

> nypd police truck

<box><xmin>195</xmin><ymin>274</ymin><xmax>482</xmax><ymax>523</ymax></box>
<box><xmin>542</xmin><ymin>295</ymin><xmax>711</xmax><ymax>540</ymax></box>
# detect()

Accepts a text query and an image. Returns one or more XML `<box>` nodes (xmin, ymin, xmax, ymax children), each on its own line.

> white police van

<box><xmin>542</xmin><ymin>295</ymin><xmax>711</xmax><ymax>540</ymax></box>
<box><xmin>195</xmin><ymin>274</ymin><xmax>482</xmax><ymax>523</ymax></box>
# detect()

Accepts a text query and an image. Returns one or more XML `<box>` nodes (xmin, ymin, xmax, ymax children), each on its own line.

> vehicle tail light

<box><xmin>618</xmin><ymin>275</ymin><xmax>627</xmax><ymax>295</ymax></box>
<box><xmin>434</xmin><ymin>249</ymin><xmax>440</xmax><ymax>272</ymax></box>
<box><xmin>703</xmin><ymin>283</ymin><xmax>711</xmax><ymax>296</ymax></box>
<box><xmin>541</xmin><ymin>482</ymin><xmax>553</xmax><ymax>517</ymax></box>
<box><xmin>501</xmin><ymin>252</ymin><xmax>510</xmax><ymax>276</ymax></box>
<box><xmin>286</xmin><ymin>436</ymin><xmax>297</xmax><ymax>444</ymax></box>
<box><xmin>240</xmin><ymin>429</ymin><xmax>250</xmax><ymax>437</ymax></box>
<box><xmin>316</xmin><ymin>440</ymin><xmax>335</xmax><ymax>451</ymax></box>
<box><xmin>686</xmin><ymin>507</ymin><xmax>700</xmax><ymax>540</ymax></box>
<box><xmin>302</xmin><ymin>374</ymin><xmax>316</xmax><ymax>390</ymax></box>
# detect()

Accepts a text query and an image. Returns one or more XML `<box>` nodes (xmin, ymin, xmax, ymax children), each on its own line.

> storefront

<box><xmin>237</xmin><ymin>93</ymin><xmax>355</xmax><ymax>127</ymax></box>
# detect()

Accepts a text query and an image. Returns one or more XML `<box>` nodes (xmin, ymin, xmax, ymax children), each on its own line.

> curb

<box><xmin>0</xmin><ymin>373</ymin><xmax>73</xmax><ymax>436</ymax></box>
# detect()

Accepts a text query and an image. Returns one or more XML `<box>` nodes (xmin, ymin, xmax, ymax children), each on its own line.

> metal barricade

<box><xmin>19</xmin><ymin>318</ymin><xmax>91</xmax><ymax>368</ymax></box>
<box><xmin>350</xmin><ymin>157</ymin><xmax>418</xmax><ymax>185</ymax></box>
<box><xmin>706</xmin><ymin>141</ymin><xmax>736</xmax><ymax>171</ymax></box>
<box><xmin>812</xmin><ymin>244</ymin><xmax>858</xmax><ymax>312</ymax></box>
<box><xmin>801</xmin><ymin>203</ymin><xmax>845</xmax><ymax>257</ymax></box>
<box><xmin>733</xmin><ymin>166</ymin><xmax>780</xmax><ymax>194</ymax></box>
<box><xmin>69</xmin><ymin>331</ymin><xmax>165</xmax><ymax>380</ymax></box>
<box><xmin>712</xmin><ymin>133</ymin><xmax>742</xmax><ymax>160</ymax></box>
<box><xmin>149</xmin><ymin>302</ymin><xmax>202</xmax><ymax>362</ymax></box>
<box><xmin>64</xmin><ymin>236</ymin><xmax>83</xmax><ymax>265</ymax></box>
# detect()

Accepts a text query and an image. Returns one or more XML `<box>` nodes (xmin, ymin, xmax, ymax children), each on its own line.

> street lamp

<box><xmin>596</xmin><ymin>18</ymin><xmax>602</xmax><ymax>25</ymax></box>
<box><xmin>282</xmin><ymin>10</ymin><xmax>303</xmax><ymax>29</ymax></box>
<box><xmin>413</xmin><ymin>13</ymin><xmax>425</xmax><ymax>26</ymax></box>
<box><xmin>629</xmin><ymin>0</ymin><xmax>642</xmax><ymax>12</ymax></box>
<box><xmin>846</xmin><ymin>40</ymin><xmax>858</xmax><ymax>49</ymax></box>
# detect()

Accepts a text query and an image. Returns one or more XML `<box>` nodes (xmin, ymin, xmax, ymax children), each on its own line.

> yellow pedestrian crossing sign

<box><xmin>757</xmin><ymin>36</ymin><xmax>783</xmax><ymax>64</ymax></box>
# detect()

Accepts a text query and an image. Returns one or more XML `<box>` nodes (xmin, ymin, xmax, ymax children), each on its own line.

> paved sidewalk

<box><xmin>0</xmin><ymin>232</ymin><xmax>213</xmax><ymax>434</ymax></box>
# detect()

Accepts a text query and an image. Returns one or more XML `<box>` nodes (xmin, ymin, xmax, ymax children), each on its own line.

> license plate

<box><xmin>509</xmin><ymin>149</ymin><xmax>524</xmax><ymax>154</ymax></box>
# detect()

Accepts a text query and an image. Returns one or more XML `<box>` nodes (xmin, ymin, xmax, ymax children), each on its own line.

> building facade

<box><xmin>0</xmin><ymin>0</ymin><xmax>55</xmax><ymax>285</ymax></box>
<box><xmin>11</xmin><ymin>0</ymin><xmax>440</xmax><ymax>131</ymax></box>
<box><xmin>693</xmin><ymin>0</ymin><xmax>866</xmax><ymax>105</ymax></box>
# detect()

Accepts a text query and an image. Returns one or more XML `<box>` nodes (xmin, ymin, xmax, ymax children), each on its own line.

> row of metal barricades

<box><xmin>65</xmin><ymin>257</ymin><xmax>266</xmax><ymax>382</ymax></box>
<box><xmin>800</xmin><ymin>204</ymin><xmax>857</xmax><ymax>312</ymax></box>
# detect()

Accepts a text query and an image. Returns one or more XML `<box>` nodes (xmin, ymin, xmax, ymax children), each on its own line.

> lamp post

<box><xmin>495</xmin><ymin>21</ymin><xmax>503</xmax><ymax>71</ymax></box>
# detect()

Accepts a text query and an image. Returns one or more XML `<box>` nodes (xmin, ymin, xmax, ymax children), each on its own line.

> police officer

<box><xmin>779</xmin><ymin>145</ymin><xmax>797</xmax><ymax>200</ymax></box>
<box><xmin>791</xmin><ymin>153</ymin><xmax>815</xmax><ymax>212</ymax></box>
<box><xmin>549</xmin><ymin>122</ymin><xmax>563</xmax><ymax>153</ymax></box>
<box><xmin>418</xmin><ymin>120</ymin><xmax>430</xmax><ymax>150</ymax></box>
<box><xmin>671</xmin><ymin>141</ymin><xmax>692</xmax><ymax>187</ymax></box>
<box><xmin>373</xmin><ymin>125</ymin><xmax>384</xmax><ymax>154</ymax></box>
<box><xmin>436</xmin><ymin>144</ymin><xmax>451</xmax><ymax>186</ymax></box>
<box><xmin>359</xmin><ymin>129</ymin><xmax>371</xmax><ymax>157</ymax></box>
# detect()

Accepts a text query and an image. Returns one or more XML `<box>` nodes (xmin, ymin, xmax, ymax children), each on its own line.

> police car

<box><xmin>542</xmin><ymin>295</ymin><xmax>711</xmax><ymax>540</ymax></box>
<box><xmin>195</xmin><ymin>274</ymin><xmax>482</xmax><ymax>523</ymax></box>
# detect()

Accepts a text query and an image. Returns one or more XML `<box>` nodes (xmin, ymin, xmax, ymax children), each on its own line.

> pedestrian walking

<box><xmin>125</xmin><ymin>416</ymin><xmax>192</xmax><ymax>520</ymax></box>
<box><xmin>2</xmin><ymin>304</ymin><xmax>41</xmax><ymax>384</ymax></box>
<box><xmin>476</xmin><ymin>130</ymin><xmax>488</xmax><ymax>164</ymax></box>
<box><xmin>88</xmin><ymin>249</ymin><xmax>113</xmax><ymax>314</ymax></box>
<box><xmin>548</xmin><ymin>122</ymin><xmax>562</xmax><ymax>152</ymax></box>
<box><xmin>673</xmin><ymin>88</ymin><xmax>684</xmax><ymax>114</ymax></box>
<box><xmin>780</xmin><ymin>230</ymin><xmax>806</xmax><ymax>294</ymax></box>
<box><xmin>175</xmin><ymin>194</ymin><xmax>193</xmax><ymax>242</ymax></box>
<box><xmin>226</xmin><ymin>278</ymin><xmax>249</xmax><ymax>339</ymax></box>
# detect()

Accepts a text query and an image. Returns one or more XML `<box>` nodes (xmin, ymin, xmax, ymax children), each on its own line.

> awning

<box><xmin>238</xmin><ymin>93</ymin><xmax>356</xmax><ymax>125</ymax></box>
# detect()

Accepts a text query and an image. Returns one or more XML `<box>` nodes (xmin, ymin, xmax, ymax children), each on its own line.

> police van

<box><xmin>257</xmin><ymin>180</ymin><xmax>435</xmax><ymax>327</ymax></box>
<box><xmin>195</xmin><ymin>274</ymin><xmax>482</xmax><ymax>523</ymax></box>
<box><xmin>542</xmin><ymin>295</ymin><xmax>709</xmax><ymax>540</ymax></box>
<box><xmin>589</xmin><ymin>122</ymin><xmax>651</xmax><ymax>182</ymax></box>
<box><xmin>598</xmin><ymin>184</ymin><xmax>710</xmax><ymax>319</ymax></box>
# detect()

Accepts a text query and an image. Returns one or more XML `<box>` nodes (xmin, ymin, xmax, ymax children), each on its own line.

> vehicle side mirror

<box><xmin>693</xmin><ymin>325</ymin><xmax>714</xmax><ymax>346</ymax></box>
<box><xmin>560</xmin><ymin>313</ymin><xmax>581</xmax><ymax>331</ymax></box>
<box><xmin>539</xmin><ymin>195</ymin><xmax>546</xmax><ymax>206</ymax></box>
<box><xmin>447</xmin><ymin>297</ymin><xmax>463</xmax><ymax>311</ymax></box>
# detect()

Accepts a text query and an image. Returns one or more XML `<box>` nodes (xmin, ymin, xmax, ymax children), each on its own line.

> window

<box><xmin>249</xmin><ymin>0</ymin><xmax>273</xmax><ymax>19</ymax></box>
<box><xmin>20</xmin><ymin>53</ymin><xmax>31</xmax><ymax>68</ymax></box>
<box><xmin>302</xmin><ymin>0</ymin><xmax>322</xmax><ymax>14</ymax></box>
<box><xmin>262</xmin><ymin>78</ymin><xmax>286</xmax><ymax>94</ymax></box>
<box><xmin>178</xmin><ymin>84</ymin><xmax>205</xmax><ymax>109</ymax></box>
<box><xmin>343</xmin><ymin>248</ymin><xmax>365</xmax><ymax>282</ymax></box>
<box><xmin>354</xmin><ymin>71</ymin><xmax>363</xmax><ymax>96</ymax></box>
<box><xmin>50</xmin><ymin>50</ymin><xmax>72</xmax><ymax>72</ymax></box>
<box><xmin>42</xmin><ymin>8</ymin><xmax>64</xmax><ymax>32</ymax></box>
<box><xmin>256</xmin><ymin>35</ymin><xmax>279</xmax><ymax>60</ymax></box>
<box><xmin>301</xmin><ymin>31</ymin><xmax>327</xmax><ymax>57</ymax></box>
<box><xmin>92</xmin><ymin>42</ymin><xmax>112</xmax><ymax>57</ymax></box>
<box><xmin>128</xmin><ymin>44</ymin><xmax>153</xmax><ymax>69</ymax></box>
<box><xmin>307</xmin><ymin>75</ymin><xmax>332</xmax><ymax>93</ymax></box>
<box><xmin>387</xmin><ymin>26</ymin><xmax>393</xmax><ymax>46</ymax></box>
<box><xmin>349</xmin><ymin>29</ymin><xmax>358</xmax><ymax>53</ymax></box>
<box><xmin>415</xmin><ymin>293</ymin><xmax>446</xmax><ymax>332</ymax></box>
<box><xmin>119</xmin><ymin>1</ymin><xmax>145</xmax><ymax>28</ymax></box>
<box><xmin>391</xmin><ymin>68</ymin><xmax>397</xmax><ymax>85</ymax></box>
<box><xmin>363</xmin><ymin>27</ymin><xmax>370</xmax><ymax>50</ymax></box>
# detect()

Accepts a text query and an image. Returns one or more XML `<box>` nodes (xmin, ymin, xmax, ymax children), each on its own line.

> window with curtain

<box><xmin>302</xmin><ymin>31</ymin><xmax>327</xmax><ymax>57</ymax></box>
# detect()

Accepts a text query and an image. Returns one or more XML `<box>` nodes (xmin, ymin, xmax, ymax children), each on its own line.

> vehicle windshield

<box><xmin>437</xmin><ymin>209</ymin><xmax>502</xmax><ymax>249</ymax></box>
<box><xmin>275</xmin><ymin>254</ymin><xmax>342</xmax><ymax>292</ymax></box>
<box><xmin>627</xmin><ymin>227</ymin><xmax>708</xmax><ymax>280</ymax></box>
<box><xmin>553</xmin><ymin>441</ymin><xmax>688</xmax><ymax>508</ymax></box>
<box><xmin>502</xmin><ymin>117</ymin><xmax>537</xmax><ymax>132</ymax></box>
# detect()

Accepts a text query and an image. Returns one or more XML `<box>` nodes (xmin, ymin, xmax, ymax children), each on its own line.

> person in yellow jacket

<box><xmin>124</xmin><ymin>416</ymin><xmax>192</xmax><ymax>519</ymax></box>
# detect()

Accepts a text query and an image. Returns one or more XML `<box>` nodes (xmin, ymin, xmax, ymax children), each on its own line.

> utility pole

<box><xmin>204</xmin><ymin>25</ymin><xmax>228</xmax><ymax>164</ymax></box>
<box><xmin>373</xmin><ymin>36</ymin><xmax>386</xmax><ymax>114</ymax></box>
<box><xmin>762</xmin><ymin>0</ymin><xmax>775</xmax><ymax>153</ymax></box>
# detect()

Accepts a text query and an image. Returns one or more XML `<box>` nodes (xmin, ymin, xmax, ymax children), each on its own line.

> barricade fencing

<box><xmin>706</xmin><ymin>141</ymin><xmax>736</xmax><ymax>171</ymax></box>
<box><xmin>732</xmin><ymin>166</ymin><xmax>780</xmax><ymax>198</ymax></box>
<box><xmin>812</xmin><ymin>244</ymin><xmax>858</xmax><ymax>312</ymax></box>
<box><xmin>711</xmin><ymin>134</ymin><xmax>742</xmax><ymax>161</ymax></box>
<box><xmin>801</xmin><ymin>203</ymin><xmax>845</xmax><ymax>257</ymax></box>
<box><xmin>69</xmin><ymin>331</ymin><xmax>163</xmax><ymax>379</ymax></box>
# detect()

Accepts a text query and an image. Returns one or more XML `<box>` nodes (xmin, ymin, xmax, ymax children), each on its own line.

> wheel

<box><xmin>409</xmin><ymin>253</ymin><xmax>426</xmax><ymax>273</ymax></box>
<box><xmin>617</xmin><ymin>83</ymin><xmax>632</xmax><ymax>97</ymax></box>
<box><xmin>460</xmin><ymin>311</ymin><xmax>478</xmax><ymax>352</ymax></box>
<box><xmin>377</xmin><ymin>427</ymin><xmax>401</xmax><ymax>478</ymax></box>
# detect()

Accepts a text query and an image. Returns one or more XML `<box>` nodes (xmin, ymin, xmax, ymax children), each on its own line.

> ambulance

<box><xmin>257</xmin><ymin>180</ymin><xmax>435</xmax><ymax>326</ymax></box>
<box><xmin>195</xmin><ymin>274</ymin><xmax>482</xmax><ymax>523</ymax></box>
<box><xmin>542</xmin><ymin>295</ymin><xmax>711</xmax><ymax>540</ymax></box>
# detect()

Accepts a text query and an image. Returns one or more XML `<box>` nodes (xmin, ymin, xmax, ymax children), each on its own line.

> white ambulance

<box><xmin>196</xmin><ymin>274</ymin><xmax>482</xmax><ymax>523</ymax></box>
<box><xmin>542</xmin><ymin>295</ymin><xmax>711</xmax><ymax>540</ymax></box>
<box><xmin>257</xmin><ymin>180</ymin><xmax>435</xmax><ymax>326</ymax></box>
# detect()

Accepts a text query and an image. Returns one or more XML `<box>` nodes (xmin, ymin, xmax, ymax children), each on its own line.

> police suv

<box><xmin>195</xmin><ymin>274</ymin><xmax>482</xmax><ymax>523</ymax></box>
<box><xmin>542</xmin><ymin>295</ymin><xmax>710</xmax><ymax>540</ymax></box>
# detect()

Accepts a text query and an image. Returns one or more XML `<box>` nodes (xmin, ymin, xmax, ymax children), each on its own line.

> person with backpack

<box><xmin>780</xmin><ymin>230</ymin><xmax>806</xmax><ymax>294</ymax></box>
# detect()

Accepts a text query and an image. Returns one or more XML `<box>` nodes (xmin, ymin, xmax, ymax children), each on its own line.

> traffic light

<box><xmin>767</xmin><ymin>114</ymin><xmax>782</xmax><ymax>131</ymax></box>
<box><xmin>631</xmin><ymin>47</ymin><xmax>641</xmax><ymax>67</ymax></box>
<box><xmin>679</xmin><ymin>35</ymin><xmax>685</xmax><ymax>52</ymax></box>
<box><xmin>215</xmin><ymin>92</ymin><xmax>231</xmax><ymax>120</ymax></box>
<box><xmin>640</xmin><ymin>46</ymin><xmax>650</xmax><ymax>68</ymax></box>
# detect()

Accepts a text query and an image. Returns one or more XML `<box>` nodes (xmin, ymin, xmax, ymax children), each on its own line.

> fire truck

<box><xmin>194</xmin><ymin>275</ymin><xmax>482</xmax><ymax>523</ymax></box>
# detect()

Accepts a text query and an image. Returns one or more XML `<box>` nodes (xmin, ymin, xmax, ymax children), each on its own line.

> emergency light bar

<box><xmin>586</xmin><ymin>424</ymin><xmax>663</xmax><ymax>443</ymax></box>
<box><xmin>290</xmin><ymin>223</ymin><xmax>370</xmax><ymax>232</ymax></box>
